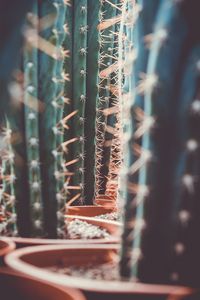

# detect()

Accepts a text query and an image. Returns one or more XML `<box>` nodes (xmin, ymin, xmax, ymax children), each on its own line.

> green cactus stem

<box><xmin>24</xmin><ymin>2</ymin><xmax>44</xmax><ymax>237</ymax></box>
<box><xmin>53</xmin><ymin>0</ymin><xmax>68</xmax><ymax>237</ymax></box>
<box><xmin>70</xmin><ymin>0</ymin><xmax>88</xmax><ymax>204</ymax></box>
<box><xmin>95</xmin><ymin>0</ymin><xmax>120</xmax><ymax>196</ymax></box>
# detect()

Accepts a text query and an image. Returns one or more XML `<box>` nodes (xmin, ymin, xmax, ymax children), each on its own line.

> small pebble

<box><xmin>95</xmin><ymin>212</ymin><xmax>120</xmax><ymax>221</ymax></box>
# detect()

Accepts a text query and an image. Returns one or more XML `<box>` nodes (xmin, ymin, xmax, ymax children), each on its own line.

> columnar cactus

<box><xmin>95</xmin><ymin>0</ymin><xmax>122</xmax><ymax>196</ymax></box>
<box><xmin>63</xmin><ymin>0</ymin><xmax>99</xmax><ymax>206</ymax></box>
<box><xmin>24</xmin><ymin>2</ymin><xmax>44</xmax><ymax>237</ymax></box>
<box><xmin>120</xmin><ymin>0</ymin><xmax>200</xmax><ymax>288</ymax></box>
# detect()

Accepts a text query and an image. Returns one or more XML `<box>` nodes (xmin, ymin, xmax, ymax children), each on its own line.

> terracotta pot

<box><xmin>0</xmin><ymin>267</ymin><xmax>85</xmax><ymax>300</ymax></box>
<box><xmin>0</xmin><ymin>237</ymin><xmax>15</xmax><ymax>264</ymax></box>
<box><xmin>11</xmin><ymin>216</ymin><xmax>121</xmax><ymax>247</ymax></box>
<box><xmin>95</xmin><ymin>199</ymin><xmax>117</xmax><ymax>209</ymax></box>
<box><xmin>5</xmin><ymin>244</ymin><xmax>197</xmax><ymax>300</ymax></box>
<box><xmin>67</xmin><ymin>205</ymin><xmax>115</xmax><ymax>217</ymax></box>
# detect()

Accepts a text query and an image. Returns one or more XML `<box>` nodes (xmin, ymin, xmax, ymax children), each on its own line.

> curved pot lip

<box><xmin>5</xmin><ymin>244</ymin><xmax>195</xmax><ymax>296</ymax></box>
<box><xmin>66</xmin><ymin>205</ymin><xmax>115</xmax><ymax>211</ymax></box>
<box><xmin>0</xmin><ymin>237</ymin><xmax>16</xmax><ymax>257</ymax></box>
<box><xmin>0</xmin><ymin>266</ymin><xmax>86</xmax><ymax>300</ymax></box>
<box><xmin>66</xmin><ymin>215</ymin><xmax>122</xmax><ymax>226</ymax></box>
<box><xmin>11</xmin><ymin>235</ymin><xmax>119</xmax><ymax>246</ymax></box>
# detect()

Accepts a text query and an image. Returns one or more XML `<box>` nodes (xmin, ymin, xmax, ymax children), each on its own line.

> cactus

<box><xmin>84</xmin><ymin>0</ymin><xmax>101</xmax><ymax>204</ymax></box>
<box><xmin>70</xmin><ymin>0</ymin><xmax>88</xmax><ymax>204</ymax></box>
<box><xmin>95</xmin><ymin>0</ymin><xmax>121</xmax><ymax>196</ymax></box>
<box><xmin>120</xmin><ymin>0</ymin><xmax>200</xmax><ymax>287</ymax></box>
<box><xmin>24</xmin><ymin>2</ymin><xmax>44</xmax><ymax>237</ymax></box>
<box><xmin>63</xmin><ymin>0</ymin><xmax>96</xmax><ymax>206</ymax></box>
<box><xmin>35</xmin><ymin>0</ymin><xmax>67</xmax><ymax>238</ymax></box>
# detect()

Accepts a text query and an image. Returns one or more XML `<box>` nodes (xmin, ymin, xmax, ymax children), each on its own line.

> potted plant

<box><xmin>13</xmin><ymin>216</ymin><xmax>120</xmax><ymax>247</ymax></box>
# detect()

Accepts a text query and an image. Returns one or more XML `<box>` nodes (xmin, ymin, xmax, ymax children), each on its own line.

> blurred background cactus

<box><xmin>120</xmin><ymin>0</ymin><xmax>200</xmax><ymax>288</ymax></box>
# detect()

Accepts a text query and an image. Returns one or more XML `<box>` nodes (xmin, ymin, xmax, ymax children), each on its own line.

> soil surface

<box><xmin>48</xmin><ymin>261</ymin><xmax>121</xmax><ymax>281</ymax></box>
<box><xmin>95</xmin><ymin>212</ymin><xmax>120</xmax><ymax>222</ymax></box>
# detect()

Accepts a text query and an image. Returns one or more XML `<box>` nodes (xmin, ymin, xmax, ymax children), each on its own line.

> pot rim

<box><xmin>5</xmin><ymin>244</ymin><xmax>195</xmax><ymax>297</ymax></box>
<box><xmin>0</xmin><ymin>237</ymin><xmax>16</xmax><ymax>257</ymax></box>
<box><xmin>11</xmin><ymin>235</ymin><xmax>119</xmax><ymax>246</ymax></box>
<box><xmin>0</xmin><ymin>266</ymin><xmax>86</xmax><ymax>300</ymax></box>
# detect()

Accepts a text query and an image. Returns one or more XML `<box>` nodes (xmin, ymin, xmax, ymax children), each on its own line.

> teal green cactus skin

<box><xmin>95</xmin><ymin>0</ymin><xmax>119</xmax><ymax>196</ymax></box>
<box><xmin>120</xmin><ymin>0</ymin><xmax>191</xmax><ymax>282</ymax></box>
<box><xmin>24</xmin><ymin>2</ymin><xmax>44</xmax><ymax>237</ymax></box>
<box><xmin>38</xmin><ymin>0</ymin><xmax>66</xmax><ymax>238</ymax></box>
<box><xmin>62</xmin><ymin>1</ymin><xmax>76</xmax><ymax>205</ymax></box>
<box><xmin>70</xmin><ymin>0</ymin><xmax>88</xmax><ymax>204</ymax></box>
<box><xmin>84</xmin><ymin>0</ymin><xmax>100</xmax><ymax>204</ymax></box>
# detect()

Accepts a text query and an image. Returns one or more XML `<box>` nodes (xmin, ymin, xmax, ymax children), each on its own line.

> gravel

<box><xmin>67</xmin><ymin>219</ymin><xmax>111</xmax><ymax>240</ymax></box>
<box><xmin>48</xmin><ymin>261</ymin><xmax>120</xmax><ymax>281</ymax></box>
